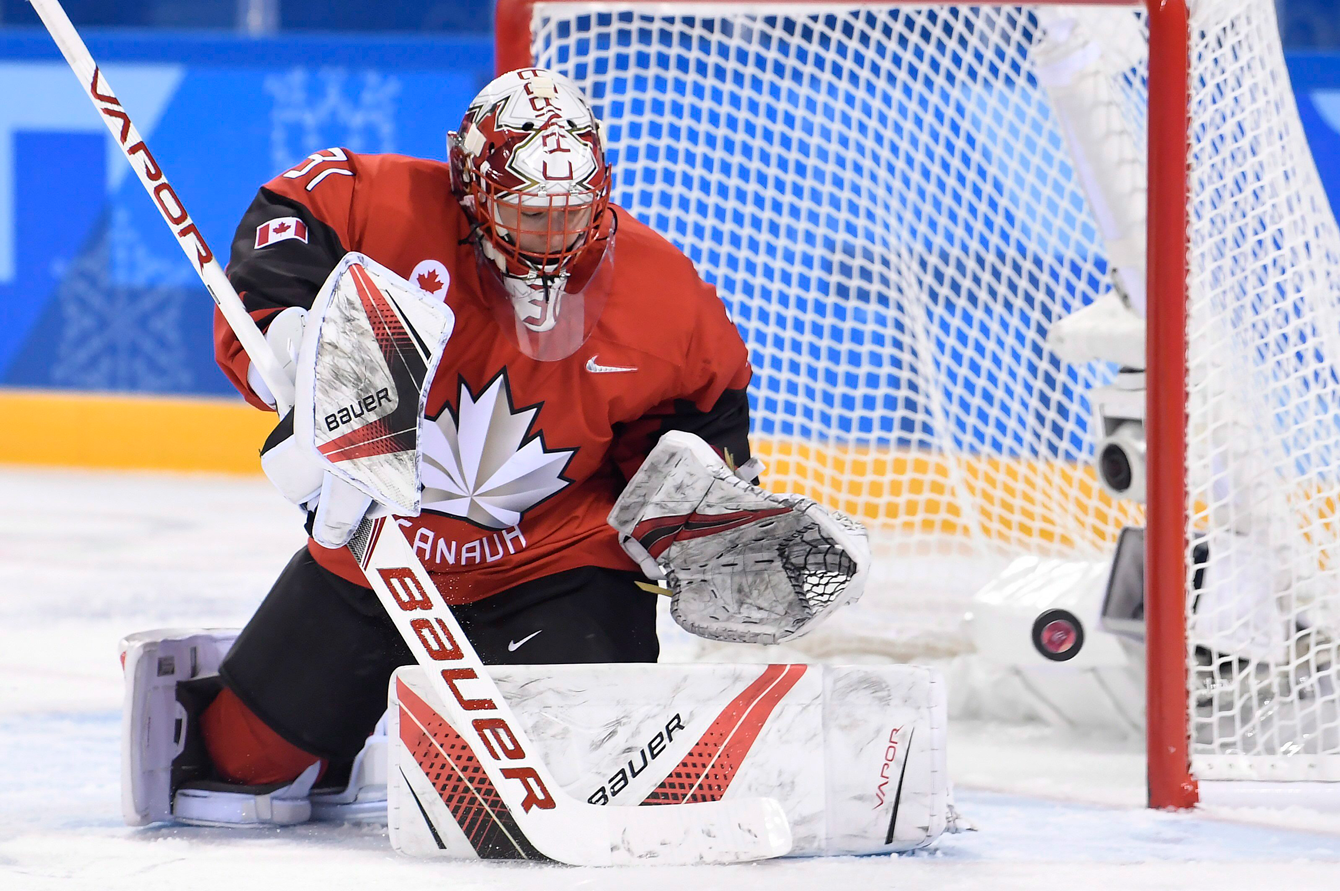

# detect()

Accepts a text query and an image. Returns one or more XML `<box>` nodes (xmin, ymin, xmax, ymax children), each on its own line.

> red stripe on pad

<box><xmin>642</xmin><ymin>663</ymin><xmax>806</xmax><ymax>805</ymax></box>
<box><xmin>395</xmin><ymin>676</ymin><xmax>544</xmax><ymax>859</ymax></box>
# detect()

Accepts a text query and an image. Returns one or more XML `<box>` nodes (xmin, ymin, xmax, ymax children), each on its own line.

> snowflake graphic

<box><xmin>264</xmin><ymin>68</ymin><xmax>400</xmax><ymax>174</ymax></box>
<box><xmin>50</xmin><ymin>208</ymin><xmax>195</xmax><ymax>391</ymax></box>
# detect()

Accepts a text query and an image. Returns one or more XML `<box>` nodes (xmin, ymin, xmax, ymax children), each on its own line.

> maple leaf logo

<box><xmin>273</xmin><ymin>222</ymin><xmax>291</xmax><ymax>234</ymax></box>
<box><xmin>420</xmin><ymin>371</ymin><xmax>574</xmax><ymax>529</ymax></box>
<box><xmin>417</xmin><ymin>269</ymin><xmax>444</xmax><ymax>293</ymax></box>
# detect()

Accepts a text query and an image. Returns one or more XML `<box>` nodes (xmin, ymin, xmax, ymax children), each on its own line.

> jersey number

<box><xmin>282</xmin><ymin>148</ymin><xmax>354</xmax><ymax>192</ymax></box>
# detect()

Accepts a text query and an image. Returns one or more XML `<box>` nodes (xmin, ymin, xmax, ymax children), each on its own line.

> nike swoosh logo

<box><xmin>586</xmin><ymin>356</ymin><xmax>638</xmax><ymax>373</ymax></box>
<box><xmin>507</xmin><ymin>630</ymin><xmax>543</xmax><ymax>652</ymax></box>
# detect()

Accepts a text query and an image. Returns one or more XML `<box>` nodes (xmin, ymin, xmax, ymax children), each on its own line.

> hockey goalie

<box><xmin>118</xmin><ymin>68</ymin><xmax>951</xmax><ymax>859</ymax></box>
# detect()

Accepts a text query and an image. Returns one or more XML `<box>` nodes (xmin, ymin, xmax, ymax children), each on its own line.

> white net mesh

<box><xmin>525</xmin><ymin>0</ymin><xmax>1340</xmax><ymax>779</ymax></box>
<box><xmin>1186</xmin><ymin>0</ymin><xmax>1340</xmax><ymax>781</ymax></box>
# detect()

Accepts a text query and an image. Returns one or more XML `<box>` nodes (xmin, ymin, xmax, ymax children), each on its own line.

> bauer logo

<box><xmin>325</xmin><ymin>387</ymin><xmax>392</xmax><ymax>432</ymax></box>
<box><xmin>255</xmin><ymin>216</ymin><xmax>308</xmax><ymax>249</ymax></box>
<box><xmin>586</xmin><ymin>714</ymin><xmax>685</xmax><ymax>806</ymax></box>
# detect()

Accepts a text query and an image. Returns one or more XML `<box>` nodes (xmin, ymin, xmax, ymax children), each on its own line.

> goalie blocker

<box><xmin>390</xmin><ymin>661</ymin><xmax>948</xmax><ymax>858</ymax></box>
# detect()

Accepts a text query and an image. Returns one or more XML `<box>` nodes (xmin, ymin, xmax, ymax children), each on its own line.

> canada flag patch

<box><xmin>255</xmin><ymin>217</ymin><xmax>308</xmax><ymax>249</ymax></box>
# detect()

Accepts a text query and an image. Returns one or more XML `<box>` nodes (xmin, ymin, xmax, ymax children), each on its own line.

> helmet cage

<box><xmin>452</xmin><ymin>69</ymin><xmax>612</xmax><ymax>279</ymax></box>
<box><xmin>468</xmin><ymin>170</ymin><xmax>611</xmax><ymax>278</ymax></box>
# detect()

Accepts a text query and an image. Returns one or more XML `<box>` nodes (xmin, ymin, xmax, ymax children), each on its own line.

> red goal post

<box><xmin>494</xmin><ymin>0</ymin><xmax>1205</xmax><ymax>810</ymax></box>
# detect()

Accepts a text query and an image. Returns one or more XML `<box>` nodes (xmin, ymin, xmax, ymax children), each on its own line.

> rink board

<box><xmin>0</xmin><ymin>387</ymin><xmax>1142</xmax><ymax>548</ymax></box>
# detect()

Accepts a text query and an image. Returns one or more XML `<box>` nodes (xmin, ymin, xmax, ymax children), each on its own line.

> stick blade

<box><xmin>609</xmin><ymin>797</ymin><xmax>792</xmax><ymax>865</ymax></box>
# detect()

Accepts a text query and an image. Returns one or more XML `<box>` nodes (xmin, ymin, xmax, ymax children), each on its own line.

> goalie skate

<box><xmin>120</xmin><ymin>629</ymin><xmax>387</xmax><ymax>827</ymax></box>
<box><xmin>310</xmin><ymin>711</ymin><xmax>390</xmax><ymax>822</ymax></box>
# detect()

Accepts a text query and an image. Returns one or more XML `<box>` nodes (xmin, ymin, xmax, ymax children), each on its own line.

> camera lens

<box><xmin>1100</xmin><ymin>442</ymin><xmax>1133</xmax><ymax>493</ymax></box>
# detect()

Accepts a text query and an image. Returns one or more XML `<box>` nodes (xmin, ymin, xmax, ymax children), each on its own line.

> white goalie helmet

<box><xmin>449</xmin><ymin>68</ymin><xmax>615</xmax><ymax>361</ymax></box>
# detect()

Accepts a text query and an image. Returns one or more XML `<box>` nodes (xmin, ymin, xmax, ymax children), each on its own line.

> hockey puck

<box><xmin>1032</xmin><ymin>609</ymin><xmax>1084</xmax><ymax>662</ymax></box>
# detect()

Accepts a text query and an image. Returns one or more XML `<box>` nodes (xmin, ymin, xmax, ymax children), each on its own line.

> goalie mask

<box><xmin>449</xmin><ymin>68</ymin><xmax>614</xmax><ymax>361</ymax></box>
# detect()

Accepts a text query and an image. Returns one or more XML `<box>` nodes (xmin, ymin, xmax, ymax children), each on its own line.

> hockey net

<box><xmin>498</xmin><ymin>0</ymin><xmax>1340</xmax><ymax>796</ymax></box>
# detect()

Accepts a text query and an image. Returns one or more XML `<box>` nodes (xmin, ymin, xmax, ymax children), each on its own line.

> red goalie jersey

<box><xmin>216</xmin><ymin>149</ymin><xmax>753</xmax><ymax>604</ymax></box>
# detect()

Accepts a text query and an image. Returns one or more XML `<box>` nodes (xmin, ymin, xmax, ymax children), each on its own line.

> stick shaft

<box><xmin>28</xmin><ymin>0</ymin><xmax>296</xmax><ymax>412</ymax></box>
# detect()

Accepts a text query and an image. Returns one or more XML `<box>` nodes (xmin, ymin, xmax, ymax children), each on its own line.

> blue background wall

<box><xmin>0</xmin><ymin>26</ymin><xmax>1339</xmax><ymax>412</ymax></box>
<box><xmin>0</xmin><ymin>1</ymin><xmax>1330</xmax><ymax>47</ymax></box>
<box><xmin>0</xmin><ymin>29</ymin><xmax>494</xmax><ymax>395</ymax></box>
<box><xmin>0</xmin><ymin>0</ymin><xmax>495</xmax><ymax>33</ymax></box>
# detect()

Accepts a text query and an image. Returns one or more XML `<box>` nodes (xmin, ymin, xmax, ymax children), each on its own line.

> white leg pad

<box><xmin>388</xmin><ymin>662</ymin><xmax>948</xmax><ymax>859</ymax></box>
<box><xmin>1190</xmin><ymin>531</ymin><xmax>1289</xmax><ymax>664</ymax></box>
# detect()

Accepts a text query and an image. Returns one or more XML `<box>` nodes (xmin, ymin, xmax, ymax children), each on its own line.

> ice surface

<box><xmin>2</xmin><ymin>465</ymin><xmax>1339</xmax><ymax>890</ymax></box>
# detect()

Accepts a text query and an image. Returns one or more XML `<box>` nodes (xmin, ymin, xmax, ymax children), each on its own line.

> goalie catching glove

<box><xmin>257</xmin><ymin>253</ymin><xmax>455</xmax><ymax>547</ymax></box>
<box><xmin>609</xmin><ymin>431</ymin><xmax>870</xmax><ymax>644</ymax></box>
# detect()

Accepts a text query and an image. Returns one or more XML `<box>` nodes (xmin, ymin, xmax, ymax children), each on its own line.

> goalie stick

<box><xmin>29</xmin><ymin>0</ymin><xmax>791</xmax><ymax>865</ymax></box>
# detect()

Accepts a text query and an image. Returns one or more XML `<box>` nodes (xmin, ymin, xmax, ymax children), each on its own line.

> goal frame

<box><xmin>494</xmin><ymin>0</ymin><xmax>1196</xmax><ymax>810</ymax></box>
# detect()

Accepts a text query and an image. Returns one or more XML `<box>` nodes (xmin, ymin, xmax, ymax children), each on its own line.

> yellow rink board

<box><xmin>0</xmin><ymin>388</ymin><xmax>274</xmax><ymax>475</ymax></box>
<box><xmin>0</xmin><ymin>388</ymin><xmax>1145</xmax><ymax>545</ymax></box>
<box><xmin>754</xmin><ymin>438</ymin><xmax>1141</xmax><ymax>548</ymax></box>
